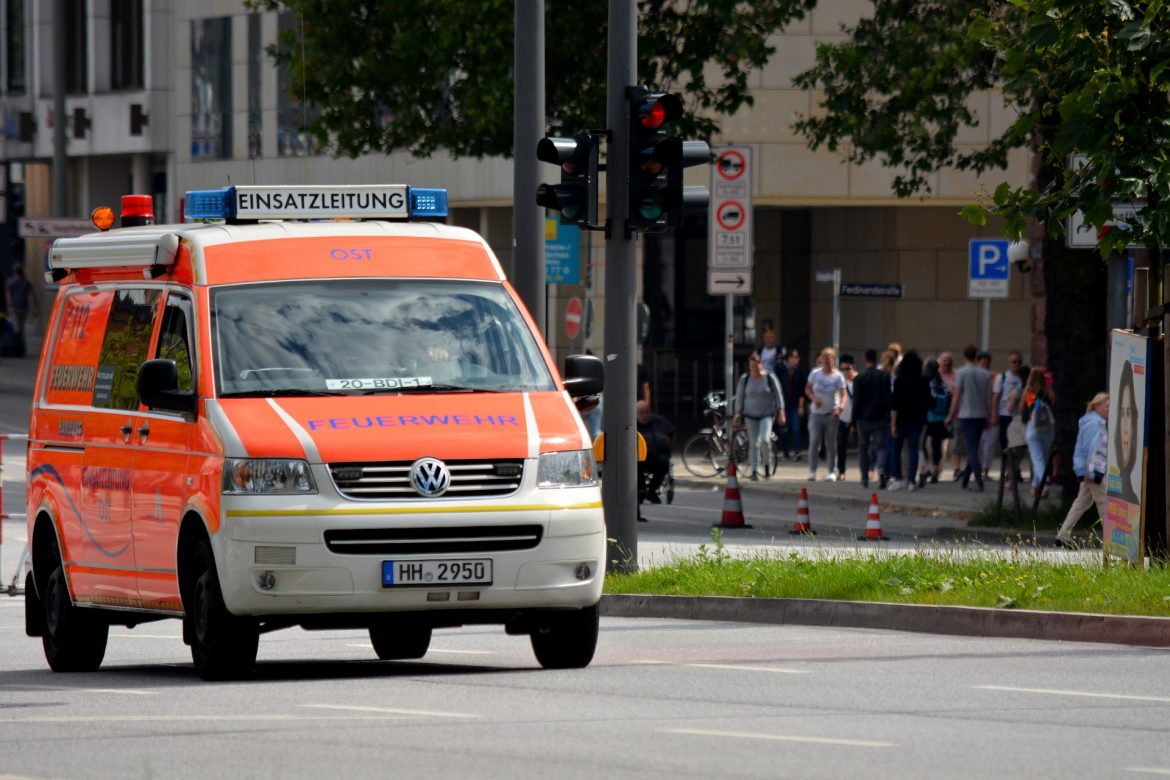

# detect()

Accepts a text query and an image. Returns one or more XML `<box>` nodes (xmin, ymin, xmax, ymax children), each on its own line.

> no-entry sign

<box><xmin>565</xmin><ymin>297</ymin><xmax>583</xmax><ymax>340</ymax></box>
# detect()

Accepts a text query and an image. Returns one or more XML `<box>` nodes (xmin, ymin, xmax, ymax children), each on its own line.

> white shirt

<box><xmin>807</xmin><ymin>367</ymin><xmax>845</xmax><ymax>415</ymax></box>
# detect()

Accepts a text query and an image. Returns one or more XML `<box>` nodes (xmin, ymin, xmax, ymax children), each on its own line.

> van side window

<box><xmin>93</xmin><ymin>289</ymin><xmax>162</xmax><ymax>410</ymax></box>
<box><xmin>157</xmin><ymin>295</ymin><xmax>194</xmax><ymax>393</ymax></box>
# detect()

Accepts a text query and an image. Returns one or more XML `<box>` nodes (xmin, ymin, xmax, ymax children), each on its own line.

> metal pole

<box><xmin>980</xmin><ymin>298</ymin><xmax>991</xmax><ymax>352</ymax></box>
<box><xmin>513</xmin><ymin>0</ymin><xmax>546</xmax><ymax>335</ymax></box>
<box><xmin>602</xmin><ymin>0</ymin><xmax>638</xmax><ymax>573</ymax></box>
<box><xmin>832</xmin><ymin>268</ymin><xmax>841</xmax><ymax>360</ymax></box>
<box><xmin>52</xmin><ymin>0</ymin><xmax>68</xmax><ymax>217</ymax></box>
<box><xmin>725</xmin><ymin>295</ymin><xmax>733</xmax><ymax>413</ymax></box>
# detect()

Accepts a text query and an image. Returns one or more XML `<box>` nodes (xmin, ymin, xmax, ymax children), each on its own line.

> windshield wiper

<box><xmin>358</xmin><ymin>383</ymin><xmax>501</xmax><ymax>395</ymax></box>
<box><xmin>220</xmin><ymin>389</ymin><xmax>346</xmax><ymax>398</ymax></box>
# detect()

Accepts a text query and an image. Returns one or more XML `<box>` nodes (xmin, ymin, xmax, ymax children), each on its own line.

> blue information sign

<box><xmin>968</xmin><ymin>239</ymin><xmax>1010</xmax><ymax>299</ymax></box>
<box><xmin>545</xmin><ymin>221</ymin><xmax>581</xmax><ymax>284</ymax></box>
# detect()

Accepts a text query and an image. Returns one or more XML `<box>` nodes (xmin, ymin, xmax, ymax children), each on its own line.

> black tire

<box><xmin>531</xmin><ymin>603</ymin><xmax>599</xmax><ymax>669</ymax></box>
<box><xmin>369</xmin><ymin>623</ymin><xmax>432</xmax><ymax>660</ymax></box>
<box><xmin>42</xmin><ymin>556</ymin><xmax>108</xmax><ymax>673</ymax></box>
<box><xmin>188</xmin><ymin>541</ymin><xmax>259</xmax><ymax>681</ymax></box>
<box><xmin>682</xmin><ymin>431</ymin><xmax>726</xmax><ymax>478</ymax></box>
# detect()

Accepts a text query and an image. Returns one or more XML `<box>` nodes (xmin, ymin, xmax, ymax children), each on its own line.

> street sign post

<box><xmin>18</xmin><ymin>218</ymin><xmax>92</xmax><ymax>238</ymax></box>
<box><xmin>565</xmin><ymin>296</ymin><xmax>583</xmax><ymax>340</ymax></box>
<box><xmin>709</xmin><ymin>146</ymin><xmax>753</xmax><ymax>420</ymax></box>
<box><xmin>969</xmin><ymin>239</ymin><xmax>1012</xmax><ymax>351</ymax></box>
<box><xmin>839</xmin><ymin>283</ymin><xmax>903</xmax><ymax>298</ymax></box>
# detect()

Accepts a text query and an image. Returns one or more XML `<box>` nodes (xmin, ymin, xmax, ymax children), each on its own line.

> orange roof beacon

<box><xmin>24</xmin><ymin>185</ymin><xmax>605</xmax><ymax>680</ymax></box>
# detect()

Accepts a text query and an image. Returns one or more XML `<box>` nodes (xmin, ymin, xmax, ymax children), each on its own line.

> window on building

<box><xmin>276</xmin><ymin>12</ymin><xmax>319</xmax><ymax>158</ymax></box>
<box><xmin>110</xmin><ymin>0</ymin><xmax>144</xmax><ymax>91</ymax></box>
<box><xmin>64</xmin><ymin>0</ymin><xmax>88</xmax><ymax>94</ymax></box>
<box><xmin>247</xmin><ymin>14</ymin><xmax>262</xmax><ymax>158</ymax></box>
<box><xmin>6</xmin><ymin>0</ymin><xmax>27</xmax><ymax>94</ymax></box>
<box><xmin>191</xmin><ymin>17</ymin><xmax>232</xmax><ymax>160</ymax></box>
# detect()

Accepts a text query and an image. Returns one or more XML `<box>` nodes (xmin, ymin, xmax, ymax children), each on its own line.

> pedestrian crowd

<box><xmin>735</xmin><ymin>335</ymin><xmax>1070</xmax><ymax>499</ymax></box>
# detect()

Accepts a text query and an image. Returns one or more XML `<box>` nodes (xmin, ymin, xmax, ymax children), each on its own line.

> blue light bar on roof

<box><xmin>409</xmin><ymin>188</ymin><xmax>448</xmax><ymax>218</ymax></box>
<box><xmin>182</xmin><ymin>184</ymin><xmax>448</xmax><ymax>222</ymax></box>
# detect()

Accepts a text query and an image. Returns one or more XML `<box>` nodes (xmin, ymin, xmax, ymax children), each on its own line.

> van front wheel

<box><xmin>42</xmin><ymin>562</ymin><xmax>108</xmax><ymax>672</ymax></box>
<box><xmin>188</xmin><ymin>541</ymin><xmax>259</xmax><ymax>680</ymax></box>
<box><xmin>530</xmin><ymin>604</ymin><xmax>599</xmax><ymax>669</ymax></box>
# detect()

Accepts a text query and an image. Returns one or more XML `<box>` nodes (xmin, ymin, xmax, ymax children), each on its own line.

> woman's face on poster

<box><xmin>1119</xmin><ymin>382</ymin><xmax>1136</xmax><ymax>466</ymax></box>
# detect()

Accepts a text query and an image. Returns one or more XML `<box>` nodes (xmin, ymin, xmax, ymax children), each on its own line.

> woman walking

<box><xmin>1054</xmin><ymin>392</ymin><xmax>1109</xmax><ymax>546</ymax></box>
<box><xmin>1022</xmin><ymin>367</ymin><xmax>1056</xmax><ymax>497</ymax></box>
<box><xmin>804</xmin><ymin>347</ymin><xmax>847</xmax><ymax>481</ymax></box>
<box><xmin>919</xmin><ymin>357</ymin><xmax>950</xmax><ymax>487</ymax></box>
<box><xmin>734</xmin><ymin>353</ymin><xmax>785</xmax><ymax>481</ymax></box>
<box><xmin>889</xmin><ymin>350</ymin><xmax>930</xmax><ymax>491</ymax></box>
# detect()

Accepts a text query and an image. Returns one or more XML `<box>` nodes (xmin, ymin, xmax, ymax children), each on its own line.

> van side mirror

<box><xmin>138</xmin><ymin>359</ymin><xmax>196</xmax><ymax>416</ymax></box>
<box><xmin>563</xmin><ymin>354</ymin><xmax>604</xmax><ymax>399</ymax></box>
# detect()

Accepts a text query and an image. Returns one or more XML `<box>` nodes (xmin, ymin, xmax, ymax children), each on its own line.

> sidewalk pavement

<box><xmin>670</xmin><ymin>448</ymin><xmax>1072</xmax><ymax>544</ymax></box>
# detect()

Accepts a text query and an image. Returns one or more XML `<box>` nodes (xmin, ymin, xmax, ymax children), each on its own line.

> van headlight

<box><xmin>537</xmin><ymin>450</ymin><xmax>598</xmax><ymax>488</ymax></box>
<box><xmin>223</xmin><ymin>458</ymin><xmax>317</xmax><ymax>494</ymax></box>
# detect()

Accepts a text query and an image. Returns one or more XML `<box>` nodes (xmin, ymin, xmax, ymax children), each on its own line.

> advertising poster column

<box><xmin>1103</xmin><ymin>329</ymin><xmax>1151</xmax><ymax>563</ymax></box>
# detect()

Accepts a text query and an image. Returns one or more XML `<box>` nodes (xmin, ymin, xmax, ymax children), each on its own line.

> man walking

<box><xmin>776</xmin><ymin>349</ymin><xmax>806</xmax><ymax>460</ymax></box>
<box><xmin>851</xmin><ymin>349</ymin><xmax>891</xmax><ymax>489</ymax></box>
<box><xmin>946</xmin><ymin>344</ymin><xmax>994</xmax><ymax>492</ymax></box>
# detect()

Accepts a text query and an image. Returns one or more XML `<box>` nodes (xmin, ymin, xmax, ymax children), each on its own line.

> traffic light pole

<box><xmin>603</xmin><ymin>0</ymin><xmax>638</xmax><ymax>573</ymax></box>
<box><xmin>513</xmin><ymin>0</ymin><xmax>546</xmax><ymax>336</ymax></box>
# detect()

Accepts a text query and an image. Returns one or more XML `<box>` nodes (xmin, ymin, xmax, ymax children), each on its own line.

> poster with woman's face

<box><xmin>1104</xmin><ymin>330</ymin><xmax>1150</xmax><ymax>563</ymax></box>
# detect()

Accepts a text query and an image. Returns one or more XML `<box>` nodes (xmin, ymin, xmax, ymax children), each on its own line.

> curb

<box><xmin>600</xmin><ymin>593</ymin><xmax>1170</xmax><ymax>648</ymax></box>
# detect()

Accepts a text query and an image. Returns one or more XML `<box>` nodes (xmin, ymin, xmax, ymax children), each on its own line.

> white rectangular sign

<box><xmin>708</xmin><ymin>270</ymin><xmax>752</xmax><ymax>296</ymax></box>
<box><xmin>708</xmin><ymin>146</ymin><xmax>752</xmax><ymax>276</ymax></box>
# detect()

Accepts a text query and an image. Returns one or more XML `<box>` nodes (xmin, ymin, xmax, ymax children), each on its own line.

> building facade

<box><xmin>1</xmin><ymin>1</ymin><xmax>1038</xmax><ymax>422</ymax></box>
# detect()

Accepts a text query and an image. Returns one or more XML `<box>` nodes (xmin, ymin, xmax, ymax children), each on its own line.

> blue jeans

<box><xmin>1026</xmin><ymin>427</ymin><xmax>1055</xmax><ymax>489</ymax></box>
<box><xmin>781</xmin><ymin>403</ymin><xmax>802</xmax><ymax>455</ymax></box>
<box><xmin>959</xmin><ymin>418</ymin><xmax>986</xmax><ymax>485</ymax></box>
<box><xmin>892</xmin><ymin>422</ymin><xmax>923</xmax><ymax>482</ymax></box>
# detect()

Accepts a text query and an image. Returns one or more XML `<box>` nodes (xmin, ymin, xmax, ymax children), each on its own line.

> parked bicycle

<box><xmin>681</xmin><ymin>391</ymin><xmax>751</xmax><ymax>477</ymax></box>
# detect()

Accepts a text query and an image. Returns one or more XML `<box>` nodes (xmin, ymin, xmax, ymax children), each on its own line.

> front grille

<box><xmin>324</xmin><ymin>524</ymin><xmax>543</xmax><ymax>556</ymax></box>
<box><xmin>329</xmin><ymin>459</ymin><xmax>525</xmax><ymax>500</ymax></box>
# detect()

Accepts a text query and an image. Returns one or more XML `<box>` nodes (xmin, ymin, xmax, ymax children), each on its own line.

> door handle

<box><xmin>137</xmin><ymin>422</ymin><xmax>150</xmax><ymax>444</ymax></box>
<box><xmin>121</xmin><ymin>420</ymin><xmax>133</xmax><ymax>443</ymax></box>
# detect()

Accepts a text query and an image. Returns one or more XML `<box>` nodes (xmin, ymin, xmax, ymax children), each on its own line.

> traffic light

<box><xmin>627</xmin><ymin>88</ymin><xmax>710</xmax><ymax>232</ymax></box>
<box><xmin>536</xmin><ymin>131</ymin><xmax>599</xmax><ymax>228</ymax></box>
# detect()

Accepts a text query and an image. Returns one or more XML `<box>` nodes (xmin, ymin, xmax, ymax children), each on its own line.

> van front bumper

<box><xmin>213</xmin><ymin>496</ymin><xmax>605</xmax><ymax>618</ymax></box>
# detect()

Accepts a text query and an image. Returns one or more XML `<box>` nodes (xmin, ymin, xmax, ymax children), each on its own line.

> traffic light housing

<box><xmin>627</xmin><ymin>88</ymin><xmax>710</xmax><ymax>232</ymax></box>
<box><xmin>536</xmin><ymin>131</ymin><xmax>599</xmax><ymax>228</ymax></box>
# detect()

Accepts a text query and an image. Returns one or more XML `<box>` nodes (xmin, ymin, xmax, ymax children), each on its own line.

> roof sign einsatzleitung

<box><xmin>184</xmin><ymin>185</ymin><xmax>449</xmax><ymax>222</ymax></box>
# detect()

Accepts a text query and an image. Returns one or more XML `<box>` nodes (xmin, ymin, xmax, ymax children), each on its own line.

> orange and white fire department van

<box><xmin>24</xmin><ymin>185</ymin><xmax>605</xmax><ymax>679</ymax></box>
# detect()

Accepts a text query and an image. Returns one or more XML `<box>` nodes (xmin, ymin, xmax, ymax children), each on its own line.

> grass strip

<box><xmin>605</xmin><ymin>532</ymin><xmax>1170</xmax><ymax>617</ymax></box>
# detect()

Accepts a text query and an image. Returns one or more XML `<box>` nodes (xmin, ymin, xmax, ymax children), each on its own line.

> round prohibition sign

<box><xmin>716</xmin><ymin>150</ymin><xmax>747</xmax><ymax>181</ymax></box>
<box><xmin>715</xmin><ymin>200</ymin><xmax>747</xmax><ymax>232</ymax></box>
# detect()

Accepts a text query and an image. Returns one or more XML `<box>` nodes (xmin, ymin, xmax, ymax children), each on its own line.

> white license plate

<box><xmin>382</xmin><ymin>559</ymin><xmax>493</xmax><ymax>588</ymax></box>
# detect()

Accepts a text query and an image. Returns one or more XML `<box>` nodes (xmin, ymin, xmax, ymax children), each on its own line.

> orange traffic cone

<box><xmin>860</xmin><ymin>492</ymin><xmax>888</xmax><ymax>541</ymax></box>
<box><xmin>714</xmin><ymin>460</ymin><xmax>752</xmax><ymax>529</ymax></box>
<box><xmin>789</xmin><ymin>487</ymin><xmax>816</xmax><ymax>535</ymax></box>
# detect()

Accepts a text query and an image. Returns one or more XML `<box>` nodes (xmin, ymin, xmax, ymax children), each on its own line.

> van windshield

<box><xmin>211</xmin><ymin>280</ymin><xmax>555</xmax><ymax>396</ymax></box>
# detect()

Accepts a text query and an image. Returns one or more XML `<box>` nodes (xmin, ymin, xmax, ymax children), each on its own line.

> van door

<box><xmin>78</xmin><ymin>288</ymin><xmax>163</xmax><ymax>608</ymax></box>
<box><xmin>131</xmin><ymin>291</ymin><xmax>195</xmax><ymax>611</ymax></box>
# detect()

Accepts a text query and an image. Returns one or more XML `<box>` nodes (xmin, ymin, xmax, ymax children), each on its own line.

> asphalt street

<box><xmin>4</xmin><ymin>606</ymin><xmax>1170</xmax><ymax>779</ymax></box>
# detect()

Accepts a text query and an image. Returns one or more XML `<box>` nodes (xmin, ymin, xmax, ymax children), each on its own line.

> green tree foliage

<box><xmin>790</xmin><ymin>0</ymin><xmax>1162</xmax><ymax>496</ymax></box>
<box><xmin>248</xmin><ymin>0</ymin><xmax>815</xmax><ymax>158</ymax></box>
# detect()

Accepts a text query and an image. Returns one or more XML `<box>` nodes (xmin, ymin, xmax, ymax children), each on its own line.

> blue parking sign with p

<box><xmin>968</xmin><ymin>239</ymin><xmax>1010</xmax><ymax>299</ymax></box>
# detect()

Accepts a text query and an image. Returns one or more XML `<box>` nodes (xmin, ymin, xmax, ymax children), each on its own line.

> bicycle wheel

<box><xmin>732</xmin><ymin>428</ymin><xmax>750</xmax><ymax>466</ymax></box>
<box><xmin>682</xmin><ymin>431</ymin><xmax>726</xmax><ymax>478</ymax></box>
<box><xmin>663</xmin><ymin>472</ymin><xmax>675</xmax><ymax>504</ymax></box>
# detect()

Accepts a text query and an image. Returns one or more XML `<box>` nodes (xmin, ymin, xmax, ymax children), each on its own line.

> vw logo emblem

<box><xmin>410</xmin><ymin>458</ymin><xmax>450</xmax><ymax>497</ymax></box>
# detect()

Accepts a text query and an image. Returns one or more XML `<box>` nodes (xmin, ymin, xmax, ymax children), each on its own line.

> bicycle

<box><xmin>681</xmin><ymin>391</ymin><xmax>750</xmax><ymax>477</ymax></box>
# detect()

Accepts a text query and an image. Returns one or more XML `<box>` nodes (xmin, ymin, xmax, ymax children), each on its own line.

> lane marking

<box><xmin>1</xmin><ymin>714</ymin><xmax>452</xmax><ymax>724</ymax></box>
<box><xmin>108</xmin><ymin>634</ymin><xmax>184</xmax><ymax>640</ymax></box>
<box><xmin>660</xmin><ymin>727</ymin><xmax>895</xmax><ymax>748</ymax></box>
<box><xmin>1127</xmin><ymin>769</ymin><xmax>1170</xmax><ymax>776</ymax></box>
<box><xmin>976</xmin><ymin>685</ymin><xmax>1170</xmax><ymax>704</ymax></box>
<box><xmin>632</xmin><ymin>659</ymin><xmax>808</xmax><ymax>674</ymax></box>
<box><xmin>300</xmin><ymin>703</ymin><xmax>475</xmax><ymax>719</ymax></box>
<box><xmin>1</xmin><ymin>683</ymin><xmax>156</xmax><ymax>696</ymax></box>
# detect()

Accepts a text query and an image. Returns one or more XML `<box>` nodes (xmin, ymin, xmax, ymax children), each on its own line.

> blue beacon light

<box><xmin>408</xmin><ymin>188</ymin><xmax>448</xmax><ymax>218</ymax></box>
<box><xmin>184</xmin><ymin>187</ymin><xmax>235</xmax><ymax>221</ymax></box>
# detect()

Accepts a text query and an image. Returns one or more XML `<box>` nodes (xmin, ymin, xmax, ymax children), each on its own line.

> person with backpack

<box><xmin>919</xmin><ymin>357</ymin><xmax>951</xmax><ymax>487</ymax></box>
<box><xmin>733</xmin><ymin>353</ymin><xmax>786</xmax><ymax>481</ymax></box>
<box><xmin>1022</xmin><ymin>366</ymin><xmax>1056</xmax><ymax>497</ymax></box>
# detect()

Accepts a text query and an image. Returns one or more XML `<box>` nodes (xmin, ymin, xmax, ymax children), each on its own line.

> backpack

<box><xmin>927</xmin><ymin>376</ymin><xmax>950</xmax><ymax>423</ymax></box>
<box><xmin>1030</xmin><ymin>398</ymin><xmax>1054</xmax><ymax>433</ymax></box>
